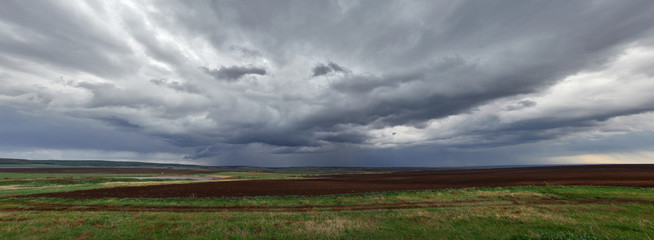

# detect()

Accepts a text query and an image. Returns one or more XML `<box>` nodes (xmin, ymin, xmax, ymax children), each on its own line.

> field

<box><xmin>1</xmin><ymin>164</ymin><xmax>654</xmax><ymax>239</ymax></box>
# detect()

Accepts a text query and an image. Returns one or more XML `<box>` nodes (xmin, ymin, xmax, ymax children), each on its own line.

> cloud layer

<box><xmin>1</xmin><ymin>0</ymin><xmax>654</xmax><ymax>166</ymax></box>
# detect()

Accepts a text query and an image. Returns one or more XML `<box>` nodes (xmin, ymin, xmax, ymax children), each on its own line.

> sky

<box><xmin>1</xmin><ymin>0</ymin><xmax>654</xmax><ymax>167</ymax></box>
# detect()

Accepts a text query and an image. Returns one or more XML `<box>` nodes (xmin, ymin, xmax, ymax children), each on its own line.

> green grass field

<box><xmin>0</xmin><ymin>171</ymin><xmax>312</xmax><ymax>197</ymax></box>
<box><xmin>1</xmin><ymin>171</ymin><xmax>653</xmax><ymax>239</ymax></box>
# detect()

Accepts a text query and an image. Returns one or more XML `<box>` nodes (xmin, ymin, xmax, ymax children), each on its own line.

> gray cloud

<box><xmin>183</xmin><ymin>145</ymin><xmax>221</xmax><ymax>160</ymax></box>
<box><xmin>202</xmin><ymin>65</ymin><xmax>267</xmax><ymax>81</ymax></box>
<box><xmin>1</xmin><ymin>0</ymin><xmax>654</xmax><ymax>166</ymax></box>
<box><xmin>0</xmin><ymin>1</ymin><xmax>137</xmax><ymax>78</ymax></box>
<box><xmin>0</xmin><ymin>107</ymin><xmax>181</xmax><ymax>153</ymax></box>
<box><xmin>503</xmin><ymin>100</ymin><xmax>537</xmax><ymax>111</ymax></box>
<box><xmin>77</xmin><ymin>82</ymin><xmax>153</xmax><ymax>109</ymax></box>
<box><xmin>150</xmin><ymin>78</ymin><xmax>202</xmax><ymax>94</ymax></box>
<box><xmin>312</xmin><ymin>62</ymin><xmax>347</xmax><ymax>77</ymax></box>
<box><xmin>312</xmin><ymin>65</ymin><xmax>332</xmax><ymax>77</ymax></box>
<box><xmin>229</xmin><ymin>46</ymin><xmax>262</xmax><ymax>58</ymax></box>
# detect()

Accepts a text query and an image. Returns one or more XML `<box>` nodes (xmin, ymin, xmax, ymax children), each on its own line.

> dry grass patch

<box><xmin>296</xmin><ymin>217</ymin><xmax>375</xmax><ymax>236</ymax></box>
<box><xmin>493</xmin><ymin>206</ymin><xmax>574</xmax><ymax>224</ymax></box>
<box><xmin>441</xmin><ymin>205</ymin><xmax>574</xmax><ymax>225</ymax></box>
<box><xmin>0</xmin><ymin>212</ymin><xmax>17</xmax><ymax>218</ymax></box>
<box><xmin>476</xmin><ymin>190</ymin><xmax>552</xmax><ymax>199</ymax></box>
<box><xmin>397</xmin><ymin>209</ymin><xmax>447</xmax><ymax>221</ymax></box>
<box><xmin>101</xmin><ymin>180</ymin><xmax>199</xmax><ymax>188</ymax></box>
<box><xmin>0</xmin><ymin>185</ymin><xmax>27</xmax><ymax>190</ymax></box>
<box><xmin>0</xmin><ymin>184</ymin><xmax>84</xmax><ymax>191</ymax></box>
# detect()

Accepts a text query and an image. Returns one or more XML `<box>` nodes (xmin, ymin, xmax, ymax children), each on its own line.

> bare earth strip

<box><xmin>25</xmin><ymin>165</ymin><xmax>654</xmax><ymax>199</ymax></box>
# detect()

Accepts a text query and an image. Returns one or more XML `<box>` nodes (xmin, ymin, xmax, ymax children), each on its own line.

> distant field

<box><xmin>0</xmin><ymin>170</ymin><xmax>308</xmax><ymax>197</ymax></box>
<box><xmin>23</xmin><ymin>164</ymin><xmax>654</xmax><ymax>199</ymax></box>
<box><xmin>1</xmin><ymin>165</ymin><xmax>653</xmax><ymax>239</ymax></box>
<box><xmin>0</xmin><ymin>158</ymin><xmax>212</xmax><ymax>169</ymax></box>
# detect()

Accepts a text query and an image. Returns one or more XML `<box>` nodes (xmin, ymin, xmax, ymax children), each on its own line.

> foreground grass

<box><xmin>2</xmin><ymin>172</ymin><xmax>653</xmax><ymax>239</ymax></box>
<box><xmin>4</xmin><ymin>205</ymin><xmax>652</xmax><ymax>240</ymax></box>
<box><xmin>1</xmin><ymin>186</ymin><xmax>653</xmax><ymax>239</ymax></box>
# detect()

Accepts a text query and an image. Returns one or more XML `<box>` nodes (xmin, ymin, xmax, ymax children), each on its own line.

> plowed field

<box><xmin>29</xmin><ymin>164</ymin><xmax>654</xmax><ymax>199</ymax></box>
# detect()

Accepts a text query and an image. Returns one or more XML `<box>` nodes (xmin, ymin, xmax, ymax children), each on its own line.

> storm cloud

<box><xmin>312</xmin><ymin>62</ymin><xmax>347</xmax><ymax>77</ymax></box>
<box><xmin>202</xmin><ymin>65</ymin><xmax>267</xmax><ymax>81</ymax></box>
<box><xmin>1</xmin><ymin>0</ymin><xmax>654</xmax><ymax>166</ymax></box>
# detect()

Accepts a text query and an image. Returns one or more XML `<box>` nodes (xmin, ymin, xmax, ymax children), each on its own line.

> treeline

<box><xmin>0</xmin><ymin>158</ymin><xmax>209</xmax><ymax>169</ymax></box>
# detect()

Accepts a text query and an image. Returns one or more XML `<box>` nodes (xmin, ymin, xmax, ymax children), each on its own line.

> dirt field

<box><xmin>0</xmin><ymin>167</ymin><xmax>214</xmax><ymax>174</ymax></box>
<box><xmin>28</xmin><ymin>164</ymin><xmax>654</xmax><ymax>199</ymax></box>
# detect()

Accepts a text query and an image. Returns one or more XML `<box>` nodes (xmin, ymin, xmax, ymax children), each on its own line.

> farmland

<box><xmin>1</xmin><ymin>164</ymin><xmax>654</xmax><ymax>239</ymax></box>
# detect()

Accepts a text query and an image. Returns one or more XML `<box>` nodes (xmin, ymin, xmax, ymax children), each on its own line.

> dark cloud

<box><xmin>311</xmin><ymin>65</ymin><xmax>332</xmax><ymax>77</ymax></box>
<box><xmin>183</xmin><ymin>145</ymin><xmax>221</xmax><ymax>160</ymax></box>
<box><xmin>322</xmin><ymin>132</ymin><xmax>368</xmax><ymax>144</ymax></box>
<box><xmin>0</xmin><ymin>107</ymin><xmax>180</xmax><ymax>153</ymax></box>
<box><xmin>328</xmin><ymin>62</ymin><xmax>346</xmax><ymax>73</ymax></box>
<box><xmin>506</xmin><ymin>106</ymin><xmax>654</xmax><ymax>134</ymax></box>
<box><xmin>312</xmin><ymin>62</ymin><xmax>347</xmax><ymax>77</ymax></box>
<box><xmin>437</xmin><ymin>102</ymin><xmax>654</xmax><ymax>151</ymax></box>
<box><xmin>202</xmin><ymin>65</ymin><xmax>267</xmax><ymax>81</ymax></box>
<box><xmin>503</xmin><ymin>100</ymin><xmax>537</xmax><ymax>111</ymax></box>
<box><xmin>94</xmin><ymin>117</ymin><xmax>141</xmax><ymax>130</ymax></box>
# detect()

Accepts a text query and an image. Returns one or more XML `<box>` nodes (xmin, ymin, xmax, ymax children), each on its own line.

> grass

<box><xmin>1</xmin><ymin>172</ymin><xmax>653</xmax><ymax>239</ymax></box>
<box><xmin>0</xmin><ymin>171</ymin><xmax>314</xmax><ymax>197</ymax></box>
<box><xmin>1</xmin><ymin>186</ymin><xmax>653</xmax><ymax>239</ymax></box>
<box><xmin>0</xmin><ymin>172</ymin><xmax>160</xmax><ymax>179</ymax></box>
<box><xmin>3</xmin><ymin>185</ymin><xmax>654</xmax><ymax>209</ymax></box>
<box><xmin>0</xmin><ymin>173</ymin><xmax>184</xmax><ymax>197</ymax></box>
<box><xmin>1</xmin><ymin>198</ymin><xmax>653</xmax><ymax>239</ymax></box>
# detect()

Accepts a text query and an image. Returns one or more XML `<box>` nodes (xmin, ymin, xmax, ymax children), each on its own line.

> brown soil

<box><xmin>26</xmin><ymin>164</ymin><xmax>654</xmax><ymax>199</ymax></box>
<box><xmin>0</xmin><ymin>168</ymin><xmax>213</xmax><ymax>174</ymax></box>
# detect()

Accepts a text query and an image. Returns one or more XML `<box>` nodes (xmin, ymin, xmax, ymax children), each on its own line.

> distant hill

<box><xmin>0</xmin><ymin>158</ymin><xmax>433</xmax><ymax>172</ymax></box>
<box><xmin>0</xmin><ymin>158</ymin><xmax>210</xmax><ymax>169</ymax></box>
<box><xmin>0</xmin><ymin>158</ymin><xmax>450</xmax><ymax>173</ymax></box>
